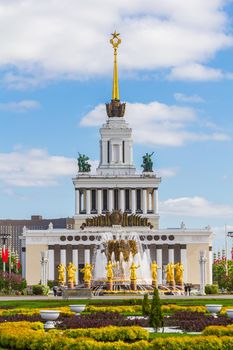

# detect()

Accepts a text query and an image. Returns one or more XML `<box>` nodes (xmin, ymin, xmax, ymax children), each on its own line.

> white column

<box><xmin>154</xmin><ymin>188</ymin><xmax>159</xmax><ymax>214</ymax></box>
<box><xmin>120</xmin><ymin>189</ymin><xmax>125</xmax><ymax>212</ymax></box>
<box><xmin>208</xmin><ymin>248</ymin><xmax>213</xmax><ymax>285</ymax></box>
<box><xmin>60</xmin><ymin>249</ymin><xmax>66</xmax><ymax>266</ymax></box>
<box><xmin>80</xmin><ymin>191</ymin><xmax>84</xmax><ymax>212</ymax></box>
<box><xmin>180</xmin><ymin>247</ymin><xmax>187</xmax><ymax>283</ymax></box>
<box><xmin>131</xmin><ymin>189</ymin><xmax>136</xmax><ymax>213</ymax></box>
<box><xmin>142</xmin><ymin>189</ymin><xmax>147</xmax><ymax>214</ymax></box>
<box><xmin>48</xmin><ymin>249</ymin><xmax>54</xmax><ymax>280</ymax></box>
<box><xmin>157</xmin><ymin>248</ymin><xmax>162</xmax><ymax>285</ymax></box>
<box><xmin>85</xmin><ymin>249</ymin><xmax>90</xmax><ymax>264</ymax></box>
<box><xmin>108</xmin><ymin>189</ymin><xmax>113</xmax><ymax>212</ymax></box>
<box><xmin>86</xmin><ymin>190</ymin><xmax>91</xmax><ymax>215</ymax></box>
<box><xmin>97</xmin><ymin>189</ymin><xmax>102</xmax><ymax>214</ymax></box>
<box><xmin>72</xmin><ymin>249</ymin><xmax>79</xmax><ymax>285</ymax></box>
<box><xmin>75</xmin><ymin>189</ymin><xmax>80</xmax><ymax>215</ymax></box>
<box><xmin>148</xmin><ymin>191</ymin><xmax>153</xmax><ymax>211</ymax></box>
<box><xmin>22</xmin><ymin>250</ymin><xmax>26</xmax><ymax>279</ymax></box>
<box><xmin>168</xmin><ymin>248</ymin><xmax>174</xmax><ymax>263</ymax></box>
<box><xmin>199</xmin><ymin>250</ymin><xmax>207</xmax><ymax>295</ymax></box>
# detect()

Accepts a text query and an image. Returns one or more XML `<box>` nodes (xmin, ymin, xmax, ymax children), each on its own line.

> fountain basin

<box><xmin>226</xmin><ymin>309</ymin><xmax>233</xmax><ymax>318</ymax></box>
<box><xmin>205</xmin><ymin>304</ymin><xmax>222</xmax><ymax>315</ymax></box>
<box><xmin>70</xmin><ymin>304</ymin><xmax>86</xmax><ymax>315</ymax></box>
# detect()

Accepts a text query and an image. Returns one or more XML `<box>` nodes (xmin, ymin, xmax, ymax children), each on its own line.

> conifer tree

<box><xmin>142</xmin><ymin>293</ymin><xmax>150</xmax><ymax>316</ymax></box>
<box><xmin>149</xmin><ymin>287</ymin><xmax>163</xmax><ymax>331</ymax></box>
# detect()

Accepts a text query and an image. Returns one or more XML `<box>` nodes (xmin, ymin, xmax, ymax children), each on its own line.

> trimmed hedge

<box><xmin>203</xmin><ymin>325</ymin><xmax>233</xmax><ymax>336</ymax></box>
<box><xmin>3</xmin><ymin>321</ymin><xmax>233</xmax><ymax>350</ymax></box>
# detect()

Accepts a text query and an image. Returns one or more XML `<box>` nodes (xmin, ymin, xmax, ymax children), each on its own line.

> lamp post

<box><xmin>0</xmin><ymin>228</ymin><xmax>10</xmax><ymax>273</ymax></box>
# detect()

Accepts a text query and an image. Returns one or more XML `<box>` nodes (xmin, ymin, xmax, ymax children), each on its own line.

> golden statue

<box><xmin>166</xmin><ymin>263</ymin><xmax>175</xmax><ymax>284</ymax></box>
<box><xmin>66</xmin><ymin>262</ymin><xmax>77</xmax><ymax>285</ymax></box>
<box><xmin>80</xmin><ymin>263</ymin><xmax>93</xmax><ymax>283</ymax></box>
<box><xmin>105</xmin><ymin>261</ymin><xmax>115</xmax><ymax>281</ymax></box>
<box><xmin>57</xmin><ymin>263</ymin><xmax>65</xmax><ymax>286</ymax></box>
<box><xmin>175</xmin><ymin>262</ymin><xmax>184</xmax><ymax>285</ymax></box>
<box><xmin>130</xmin><ymin>262</ymin><xmax>140</xmax><ymax>281</ymax></box>
<box><xmin>151</xmin><ymin>260</ymin><xmax>159</xmax><ymax>282</ymax></box>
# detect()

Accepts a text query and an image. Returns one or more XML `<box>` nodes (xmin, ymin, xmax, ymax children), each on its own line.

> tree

<box><xmin>149</xmin><ymin>288</ymin><xmax>163</xmax><ymax>332</ymax></box>
<box><xmin>142</xmin><ymin>293</ymin><xmax>150</xmax><ymax>316</ymax></box>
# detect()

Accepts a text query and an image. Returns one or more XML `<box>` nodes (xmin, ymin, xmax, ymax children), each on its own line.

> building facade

<box><xmin>22</xmin><ymin>33</ymin><xmax>213</xmax><ymax>287</ymax></box>
<box><xmin>0</xmin><ymin>215</ymin><xmax>74</xmax><ymax>257</ymax></box>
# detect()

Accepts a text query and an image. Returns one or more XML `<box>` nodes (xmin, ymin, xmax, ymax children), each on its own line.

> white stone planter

<box><xmin>226</xmin><ymin>309</ymin><xmax>233</xmax><ymax>319</ymax></box>
<box><xmin>40</xmin><ymin>310</ymin><xmax>60</xmax><ymax>329</ymax></box>
<box><xmin>70</xmin><ymin>304</ymin><xmax>86</xmax><ymax>315</ymax></box>
<box><xmin>205</xmin><ymin>304</ymin><xmax>222</xmax><ymax>317</ymax></box>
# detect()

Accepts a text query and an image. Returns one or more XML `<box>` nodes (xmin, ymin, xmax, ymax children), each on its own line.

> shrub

<box><xmin>47</xmin><ymin>280</ymin><xmax>59</xmax><ymax>289</ymax></box>
<box><xmin>205</xmin><ymin>284</ymin><xmax>218</xmax><ymax>294</ymax></box>
<box><xmin>142</xmin><ymin>293</ymin><xmax>150</xmax><ymax>316</ymax></box>
<box><xmin>32</xmin><ymin>284</ymin><xmax>49</xmax><ymax>295</ymax></box>
<box><xmin>149</xmin><ymin>288</ymin><xmax>163</xmax><ymax>331</ymax></box>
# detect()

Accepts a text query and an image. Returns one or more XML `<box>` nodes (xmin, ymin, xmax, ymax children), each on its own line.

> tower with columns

<box><xmin>73</xmin><ymin>31</ymin><xmax>160</xmax><ymax>230</ymax></box>
<box><xmin>21</xmin><ymin>32</ymin><xmax>213</xmax><ymax>288</ymax></box>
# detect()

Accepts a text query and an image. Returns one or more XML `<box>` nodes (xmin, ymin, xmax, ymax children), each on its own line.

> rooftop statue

<box><xmin>141</xmin><ymin>152</ymin><xmax>154</xmax><ymax>172</ymax></box>
<box><xmin>78</xmin><ymin>153</ymin><xmax>91</xmax><ymax>173</ymax></box>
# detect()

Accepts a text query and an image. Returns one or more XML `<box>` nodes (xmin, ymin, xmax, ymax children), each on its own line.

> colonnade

<box><xmin>75</xmin><ymin>188</ymin><xmax>159</xmax><ymax>216</ymax></box>
<box><xmin>47</xmin><ymin>243</ymin><xmax>188</xmax><ymax>284</ymax></box>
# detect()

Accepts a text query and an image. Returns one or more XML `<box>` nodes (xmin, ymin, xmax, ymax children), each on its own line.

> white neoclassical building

<box><xmin>21</xmin><ymin>33</ymin><xmax>213</xmax><ymax>287</ymax></box>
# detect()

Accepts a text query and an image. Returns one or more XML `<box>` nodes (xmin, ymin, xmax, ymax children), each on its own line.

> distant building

<box><xmin>0</xmin><ymin>215</ymin><xmax>74</xmax><ymax>256</ymax></box>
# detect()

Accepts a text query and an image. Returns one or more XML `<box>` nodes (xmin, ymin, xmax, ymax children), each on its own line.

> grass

<box><xmin>0</xmin><ymin>298</ymin><xmax>233</xmax><ymax>309</ymax></box>
<box><xmin>149</xmin><ymin>333</ymin><xmax>200</xmax><ymax>339</ymax></box>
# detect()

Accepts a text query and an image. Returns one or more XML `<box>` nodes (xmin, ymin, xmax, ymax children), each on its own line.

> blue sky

<box><xmin>0</xmin><ymin>0</ymin><xmax>233</xmax><ymax>251</ymax></box>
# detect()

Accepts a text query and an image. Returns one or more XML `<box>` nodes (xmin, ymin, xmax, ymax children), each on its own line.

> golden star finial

<box><xmin>110</xmin><ymin>31</ymin><xmax>121</xmax><ymax>49</ymax></box>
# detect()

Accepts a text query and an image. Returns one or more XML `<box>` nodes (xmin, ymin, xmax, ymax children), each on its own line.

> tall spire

<box><xmin>110</xmin><ymin>31</ymin><xmax>121</xmax><ymax>100</ymax></box>
<box><xmin>106</xmin><ymin>31</ymin><xmax>126</xmax><ymax>118</ymax></box>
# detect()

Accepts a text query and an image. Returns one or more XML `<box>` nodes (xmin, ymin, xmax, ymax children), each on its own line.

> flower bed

<box><xmin>0</xmin><ymin>312</ymin><xmax>149</xmax><ymax>328</ymax></box>
<box><xmin>1</xmin><ymin>321</ymin><xmax>233</xmax><ymax>350</ymax></box>
<box><xmin>165</xmin><ymin>311</ymin><xmax>233</xmax><ymax>332</ymax></box>
<box><xmin>203</xmin><ymin>325</ymin><xmax>233</xmax><ymax>336</ymax></box>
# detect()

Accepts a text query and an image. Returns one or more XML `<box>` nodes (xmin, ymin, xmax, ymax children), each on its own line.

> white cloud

<box><xmin>160</xmin><ymin>196</ymin><xmax>233</xmax><ymax>218</ymax></box>
<box><xmin>174</xmin><ymin>93</ymin><xmax>204</xmax><ymax>104</ymax></box>
<box><xmin>80</xmin><ymin>101</ymin><xmax>230</xmax><ymax>147</ymax></box>
<box><xmin>0</xmin><ymin>100</ymin><xmax>40</xmax><ymax>112</ymax></box>
<box><xmin>0</xmin><ymin>148</ymin><xmax>98</xmax><ymax>187</ymax></box>
<box><xmin>0</xmin><ymin>0</ymin><xmax>232</xmax><ymax>86</ymax></box>
<box><xmin>157</xmin><ymin>168</ymin><xmax>177</xmax><ymax>178</ymax></box>
<box><xmin>168</xmin><ymin>63</ymin><xmax>226</xmax><ymax>81</ymax></box>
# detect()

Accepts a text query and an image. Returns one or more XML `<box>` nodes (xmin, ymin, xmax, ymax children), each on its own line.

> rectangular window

<box><xmin>122</xmin><ymin>141</ymin><xmax>125</xmax><ymax>163</ymax></box>
<box><xmin>107</xmin><ymin>141</ymin><xmax>110</xmax><ymax>163</ymax></box>
<box><xmin>103</xmin><ymin>189</ymin><xmax>108</xmax><ymax>211</ymax></box>
<box><xmin>91</xmin><ymin>190</ymin><xmax>96</xmax><ymax>211</ymax></box>
<box><xmin>114</xmin><ymin>189</ymin><xmax>119</xmax><ymax>210</ymax></box>
<box><xmin>125</xmin><ymin>189</ymin><xmax>130</xmax><ymax>211</ymax></box>
<box><xmin>136</xmin><ymin>189</ymin><xmax>141</xmax><ymax>211</ymax></box>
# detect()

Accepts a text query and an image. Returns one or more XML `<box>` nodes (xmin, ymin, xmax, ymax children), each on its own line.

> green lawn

<box><xmin>0</xmin><ymin>297</ymin><xmax>232</xmax><ymax>309</ymax></box>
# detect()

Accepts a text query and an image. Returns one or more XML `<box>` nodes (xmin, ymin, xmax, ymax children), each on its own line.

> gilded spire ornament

<box><xmin>110</xmin><ymin>31</ymin><xmax>121</xmax><ymax>100</ymax></box>
<box><xmin>106</xmin><ymin>31</ymin><xmax>126</xmax><ymax>118</ymax></box>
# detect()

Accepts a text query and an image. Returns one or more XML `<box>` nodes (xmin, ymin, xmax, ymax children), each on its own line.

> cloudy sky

<box><xmin>0</xmin><ymin>0</ymin><xmax>233</xmax><ymax>251</ymax></box>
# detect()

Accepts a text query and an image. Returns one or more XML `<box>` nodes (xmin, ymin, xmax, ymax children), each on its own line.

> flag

<box><xmin>2</xmin><ymin>248</ymin><xmax>9</xmax><ymax>263</ymax></box>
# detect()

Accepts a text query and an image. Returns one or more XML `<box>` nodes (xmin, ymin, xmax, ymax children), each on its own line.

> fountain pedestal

<box><xmin>68</xmin><ymin>282</ymin><xmax>74</xmax><ymax>289</ymax></box>
<box><xmin>168</xmin><ymin>281</ymin><xmax>175</xmax><ymax>289</ymax></box>
<box><xmin>130</xmin><ymin>280</ymin><xmax>137</xmax><ymax>291</ymax></box>
<box><xmin>152</xmin><ymin>280</ymin><xmax>158</xmax><ymax>288</ymax></box>
<box><xmin>107</xmin><ymin>281</ymin><xmax>113</xmax><ymax>291</ymax></box>
<box><xmin>84</xmin><ymin>281</ymin><xmax>91</xmax><ymax>289</ymax></box>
